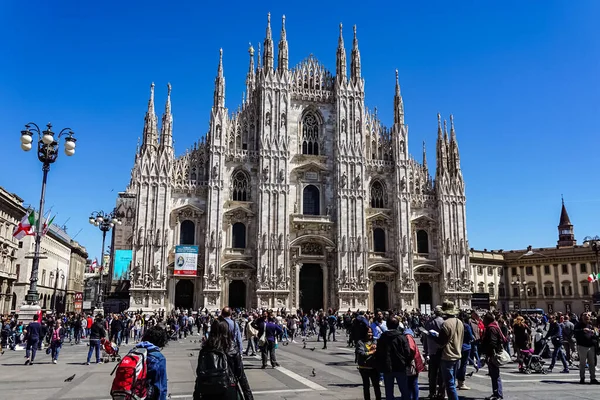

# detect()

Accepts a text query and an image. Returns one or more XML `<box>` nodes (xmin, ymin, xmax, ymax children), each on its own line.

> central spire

<box><xmin>393</xmin><ymin>69</ymin><xmax>404</xmax><ymax>125</ymax></box>
<box><xmin>160</xmin><ymin>83</ymin><xmax>173</xmax><ymax>148</ymax></box>
<box><xmin>350</xmin><ymin>25</ymin><xmax>361</xmax><ymax>82</ymax></box>
<box><xmin>277</xmin><ymin>15</ymin><xmax>288</xmax><ymax>73</ymax></box>
<box><xmin>263</xmin><ymin>12</ymin><xmax>274</xmax><ymax>71</ymax></box>
<box><xmin>336</xmin><ymin>23</ymin><xmax>347</xmax><ymax>81</ymax></box>
<box><xmin>142</xmin><ymin>82</ymin><xmax>158</xmax><ymax>149</ymax></box>
<box><xmin>213</xmin><ymin>49</ymin><xmax>225</xmax><ymax>109</ymax></box>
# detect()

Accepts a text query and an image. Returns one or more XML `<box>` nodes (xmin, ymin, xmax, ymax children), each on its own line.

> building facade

<box><xmin>66</xmin><ymin>241</ymin><xmax>88</xmax><ymax>313</ymax></box>
<box><xmin>114</xmin><ymin>16</ymin><xmax>470</xmax><ymax>312</ymax></box>
<box><xmin>469</xmin><ymin>249</ymin><xmax>504</xmax><ymax>309</ymax></box>
<box><xmin>14</xmin><ymin>223</ymin><xmax>73</xmax><ymax>313</ymax></box>
<box><xmin>496</xmin><ymin>201</ymin><xmax>599</xmax><ymax>316</ymax></box>
<box><xmin>0</xmin><ymin>187</ymin><xmax>27</xmax><ymax>314</ymax></box>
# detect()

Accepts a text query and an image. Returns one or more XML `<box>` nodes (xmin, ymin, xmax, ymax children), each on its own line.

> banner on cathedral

<box><xmin>113</xmin><ymin>250</ymin><xmax>133</xmax><ymax>281</ymax></box>
<box><xmin>175</xmin><ymin>245</ymin><xmax>198</xmax><ymax>276</ymax></box>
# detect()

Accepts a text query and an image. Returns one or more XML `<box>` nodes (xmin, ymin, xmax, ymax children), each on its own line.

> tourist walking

<box><xmin>457</xmin><ymin>313</ymin><xmax>475</xmax><ymax>390</ymax></box>
<box><xmin>574</xmin><ymin>312</ymin><xmax>599</xmax><ymax>384</ymax></box>
<box><xmin>434</xmin><ymin>300</ymin><xmax>464</xmax><ymax>400</ymax></box>
<box><xmin>375</xmin><ymin>317</ymin><xmax>411</xmax><ymax>400</ymax></box>
<box><xmin>49</xmin><ymin>319</ymin><xmax>67</xmax><ymax>364</ymax></box>
<box><xmin>423</xmin><ymin>306</ymin><xmax>446</xmax><ymax>398</ymax></box>
<box><xmin>24</xmin><ymin>314</ymin><xmax>42</xmax><ymax>365</ymax></box>
<box><xmin>545</xmin><ymin>314</ymin><xmax>569</xmax><ymax>373</ymax></box>
<box><xmin>194</xmin><ymin>318</ymin><xmax>254</xmax><ymax>400</ymax></box>
<box><xmin>356</xmin><ymin>327</ymin><xmax>381</xmax><ymax>400</ymax></box>
<box><xmin>86</xmin><ymin>315</ymin><xmax>106</xmax><ymax>365</ymax></box>
<box><xmin>481</xmin><ymin>312</ymin><xmax>507</xmax><ymax>400</ymax></box>
<box><xmin>403</xmin><ymin>326</ymin><xmax>425</xmax><ymax>400</ymax></box>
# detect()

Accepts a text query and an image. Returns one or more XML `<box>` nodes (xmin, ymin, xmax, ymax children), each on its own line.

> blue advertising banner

<box><xmin>113</xmin><ymin>249</ymin><xmax>133</xmax><ymax>280</ymax></box>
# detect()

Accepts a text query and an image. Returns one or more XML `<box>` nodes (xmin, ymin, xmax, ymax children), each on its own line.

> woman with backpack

<box><xmin>194</xmin><ymin>319</ymin><xmax>254</xmax><ymax>400</ymax></box>
<box><xmin>49</xmin><ymin>320</ymin><xmax>67</xmax><ymax>364</ymax></box>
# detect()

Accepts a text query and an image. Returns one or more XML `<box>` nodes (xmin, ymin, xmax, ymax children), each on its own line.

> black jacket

<box><xmin>375</xmin><ymin>329</ymin><xmax>411</xmax><ymax>373</ymax></box>
<box><xmin>574</xmin><ymin>322</ymin><xmax>596</xmax><ymax>348</ymax></box>
<box><xmin>89</xmin><ymin>322</ymin><xmax>106</xmax><ymax>340</ymax></box>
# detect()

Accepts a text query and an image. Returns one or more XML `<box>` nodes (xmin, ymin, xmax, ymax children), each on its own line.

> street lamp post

<box><xmin>50</xmin><ymin>267</ymin><xmax>65</xmax><ymax>314</ymax></box>
<box><xmin>583</xmin><ymin>236</ymin><xmax>600</xmax><ymax>297</ymax></box>
<box><xmin>19</xmin><ymin>123</ymin><xmax>76</xmax><ymax>319</ymax></box>
<box><xmin>511</xmin><ymin>274</ymin><xmax>526</xmax><ymax>312</ymax></box>
<box><xmin>89</xmin><ymin>210</ymin><xmax>121</xmax><ymax>313</ymax></box>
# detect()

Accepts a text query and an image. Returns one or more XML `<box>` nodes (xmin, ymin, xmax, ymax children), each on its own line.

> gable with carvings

<box><xmin>224</xmin><ymin>206</ymin><xmax>254</xmax><ymax>225</ymax></box>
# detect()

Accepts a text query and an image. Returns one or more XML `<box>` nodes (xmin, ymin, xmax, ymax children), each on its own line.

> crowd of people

<box><xmin>2</xmin><ymin>304</ymin><xmax>600</xmax><ymax>400</ymax></box>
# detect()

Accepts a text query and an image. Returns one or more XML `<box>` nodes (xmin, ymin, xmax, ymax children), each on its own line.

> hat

<box><xmin>441</xmin><ymin>300</ymin><xmax>459</xmax><ymax>316</ymax></box>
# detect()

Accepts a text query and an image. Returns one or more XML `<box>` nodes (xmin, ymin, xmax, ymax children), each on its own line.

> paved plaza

<box><xmin>1</xmin><ymin>334</ymin><xmax>599</xmax><ymax>400</ymax></box>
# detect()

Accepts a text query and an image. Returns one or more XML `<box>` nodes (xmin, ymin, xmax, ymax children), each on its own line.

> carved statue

<box><xmin>218</xmin><ymin>231</ymin><xmax>222</xmax><ymax>248</ymax></box>
<box><xmin>350</xmin><ymin>237</ymin><xmax>355</xmax><ymax>253</ymax></box>
<box><xmin>164</xmin><ymin>232</ymin><xmax>169</xmax><ymax>248</ymax></box>
<box><xmin>342</xmin><ymin>235</ymin><xmax>347</xmax><ymax>252</ymax></box>
<box><xmin>262</xmin><ymin>166</ymin><xmax>269</xmax><ymax>181</ymax></box>
<box><xmin>271</xmin><ymin>234</ymin><xmax>277</xmax><ymax>249</ymax></box>
<box><xmin>155</xmin><ymin>229</ymin><xmax>161</xmax><ymax>247</ymax></box>
<box><xmin>212</xmin><ymin>162</ymin><xmax>219</xmax><ymax>179</ymax></box>
<box><xmin>326</xmin><ymin>205</ymin><xmax>331</xmax><ymax>216</ymax></box>
<box><xmin>445</xmin><ymin>238</ymin><xmax>451</xmax><ymax>256</ymax></box>
<box><xmin>357</xmin><ymin>267</ymin><xmax>364</xmax><ymax>282</ymax></box>
<box><xmin>154</xmin><ymin>264</ymin><xmax>161</xmax><ymax>282</ymax></box>
<box><xmin>354</xmin><ymin>174</ymin><xmax>361</xmax><ymax>189</ymax></box>
<box><xmin>341</xmin><ymin>172</ymin><xmax>347</xmax><ymax>188</ymax></box>
<box><xmin>208</xmin><ymin>264</ymin><xmax>215</xmax><ymax>283</ymax></box>
<box><xmin>261</xmin><ymin>233</ymin><xmax>267</xmax><ymax>250</ymax></box>
<box><xmin>260</xmin><ymin>265</ymin><xmax>268</xmax><ymax>287</ymax></box>
<box><xmin>278</xmin><ymin>169</ymin><xmax>285</xmax><ymax>182</ymax></box>
<box><xmin>460</xmin><ymin>238</ymin><xmax>465</xmax><ymax>256</ymax></box>
<box><xmin>278</xmin><ymin>233</ymin><xmax>283</xmax><ymax>250</ymax></box>
<box><xmin>210</xmin><ymin>230</ymin><xmax>215</xmax><ymax>248</ymax></box>
<box><xmin>293</xmin><ymin>202</ymin><xmax>298</xmax><ymax>213</ymax></box>
<box><xmin>400</xmin><ymin>177</ymin><xmax>406</xmax><ymax>191</ymax></box>
<box><xmin>356</xmin><ymin>236</ymin><xmax>361</xmax><ymax>253</ymax></box>
<box><xmin>340</xmin><ymin>267</ymin><xmax>347</xmax><ymax>286</ymax></box>
<box><xmin>138</xmin><ymin>228</ymin><xmax>144</xmax><ymax>246</ymax></box>
<box><xmin>144</xmin><ymin>273</ymin><xmax>152</xmax><ymax>288</ymax></box>
<box><xmin>276</xmin><ymin>264</ymin><xmax>284</xmax><ymax>288</ymax></box>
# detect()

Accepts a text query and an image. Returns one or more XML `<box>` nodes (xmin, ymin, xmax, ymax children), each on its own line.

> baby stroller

<box><xmin>100</xmin><ymin>338</ymin><xmax>121</xmax><ymax>363</ymax></box>
<box><xmin>533</xmin><ymin>331</ymin><xmax>551</xmax><ymax>359</ymax></box>
<box><xmin>519</xmin><ymin>345</ymin><xmax>548</xmax><ymax>374</ymax></box>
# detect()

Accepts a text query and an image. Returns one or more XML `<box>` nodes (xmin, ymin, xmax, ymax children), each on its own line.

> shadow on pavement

<box><xmin>325</xmin><ymin>361</ymin><xmax>355</xmax><ymax>367</ymax></box>
<box><xmin>328</xmin><ymin>383</ymin><xmax>361</xmax><ymax>388</ymax></box>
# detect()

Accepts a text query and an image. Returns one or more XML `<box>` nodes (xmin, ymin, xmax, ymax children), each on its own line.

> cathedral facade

<box><xmin>115</xmin><ymin>15</ymin><xmax>471</xmax><ymax>312</ymax></box>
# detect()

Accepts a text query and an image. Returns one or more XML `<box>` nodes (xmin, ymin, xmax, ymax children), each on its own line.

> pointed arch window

<box><xmin>370</xmin><ymin>181</ymin><xmax>385</xmax><ymax>208</ymax></box>
<box><xmin>373</xmin><ymin>228</ymin><xmax>386</xmax><ymax>253</ymax></box>
<box><xmin>180</xmin><ymin>220</ymin><xmax>195</xmax><ymax>245</ymax></box>
<box><xmin>303</xmin><ymin>185</ymin><xmax>320</xmax><ymax>215</ymax></box>
<box><xmin>232</xmin><ymin>171</ymin><xmax>249</xmax><ymax>201</ymax></box>
<box><xmin>232</xmin><ymin>222</ymin><xmax>246</xmax><ymax>249</ymax></box>
<box><xmin>301</xmin><ymin>113</ymin><xmax>320</xmax><ymax>155</ymax></box>
<box><xmin>416</xmin><ymin>230</ymin><xmax>429</xmax><ymax>254</ymax></box>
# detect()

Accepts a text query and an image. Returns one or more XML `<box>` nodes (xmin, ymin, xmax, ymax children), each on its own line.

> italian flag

<box><xmin>13</xmin><ymin>211</ymin><xmax>35</xmax><ymax>240</ymax></box>
<box><xmin>42</xmin><ymin>213</ymin><xmax>55</xmax><ymax>236</ymax></box>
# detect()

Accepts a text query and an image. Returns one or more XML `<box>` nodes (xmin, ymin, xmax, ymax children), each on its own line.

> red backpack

<box><xmin>110</xmin><ymin>348</ymin><xmax>149</xmax><ymax>400</ymax></box>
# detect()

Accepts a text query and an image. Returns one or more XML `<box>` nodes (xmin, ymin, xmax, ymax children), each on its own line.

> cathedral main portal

<box><xmin>299</xmin><ymin>263</ymin><xmax>324</xmax><ymax>311</ymax></box>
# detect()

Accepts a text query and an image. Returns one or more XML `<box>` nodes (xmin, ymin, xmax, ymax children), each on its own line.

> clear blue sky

<box><xmin>1</xmin><ymin>1</ymin><xmax>599</xmax><ymax>261</ymax></box>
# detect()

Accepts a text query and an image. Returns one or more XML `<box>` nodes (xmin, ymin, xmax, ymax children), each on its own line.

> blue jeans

<box><xmin>87</xmin><ymin>339</ymin><xmax>101</xmax><ymax>363</ymax></box>
<box><xmin>549</xmin><ymin>341</ymin><xmax>568</xmax><ymax>371</ymax></box>
<box><xmin>51</xmin><ymin>341</ymin><xmax>62</xmax><ymax>361</ymax></box>
<box><xmin>406</xmin><ymin>374</ymin><xmax>419</xmax><ymax>400</ymax></box>
<box><xmin>469</xmin><ymin>340</ymin><xmax>480</xmax><ymax>368</ymax></box>
<box><xmin>25</xmin><ymin>338</ymin><xmax>39</xmax><ymax>362</ymax></box>
<box><xmin>488</xmin><ymin>359</ymin><xmax>503</xmax><ymax>398</ymax></box>
<box><xmin>382</xmin><ymin>371</ymin><xmax>409</xmax><ymax>400</ymax></box>
<box><xmin>457</xmin><ymin>349</ymin><xmax>470</xmax><ymax>381</ymax></box>
<box><xmin>441</xmin><ymin>359</ymin><xmax>460</xmax><ymax>400</ymax></box>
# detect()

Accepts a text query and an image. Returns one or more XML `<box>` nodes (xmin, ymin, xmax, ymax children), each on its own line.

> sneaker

<box><xmin>590</xmin><ymin>379</ymin><xmax>600</xmax><ymax>384</ymax></box>
<box><xmin>580</xmin><ymin>378</ymin><xmax>586</xmax><ymax>384</ymax></box>
<box><xmin>560</xmin><ymin>369</ymin><xmax>569</xmax><ymax>373</ymax></box>
<box><xmin>458</xmin><ymin>384</ymin><xmax>471</xmax><ymax>390</ymax></box>
<box><xmin>86</xmin><ymin>362</ymin><xmax>90</xmax><ymax>365</ymax></box>
<box><xmin>24</xmin><ymin>359</ymin><xmax>30</xmax><ymax>365</ymax></box>
<box><xmin>52</xmin><ymin>360</ymin><xmax>57</xmax><ymax>364</ymax></box>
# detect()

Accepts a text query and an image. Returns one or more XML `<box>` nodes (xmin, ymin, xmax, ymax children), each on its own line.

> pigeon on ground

<box><xmin>310</xmin><ymin>347</ymin><xmax>316</xmax><ymax>351</ymax></box>
<box><xmin>311</xmin><ymin>368</ymin><xmax>316</xmax><ymax>377</ymax></box>
<box><xmin>303</xmin><ymin>342</ymin><xmax>306</xmax><ymax>349</ymax></box>
<box><xmin>64</xmin><ymin>374</ymin><xmax>76</xmax><ymax>382</ymax></box>
<box><xmin>466</xmin><ymin>371</ymin><xmax>474</xmax><ymax>378</ymax></box>
<box><xmin>190</xmin><ymin>340</ymin><xmax>192</xmax><ymax>343</ymax></box>
<box><xmin>189</xmin><ymin>353</ymin><xmax>194</xmax><ymax>357</ymax></box>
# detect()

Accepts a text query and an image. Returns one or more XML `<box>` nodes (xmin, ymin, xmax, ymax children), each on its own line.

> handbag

<box><xmin>492</xmin><ymin>349</ymin><xmax>511</xmax><ymax>366</ymax></box>
<box><xmin>258</xmin><ymin>330</ymin><xmax>267</xmax><ymax>347</ymax></box>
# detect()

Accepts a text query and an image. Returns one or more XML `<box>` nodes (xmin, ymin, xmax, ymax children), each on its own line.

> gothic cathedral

<box><xmin>115</xmin><ymin>15</ymin><xmax>471</xmax><ymax>312</ymax></box>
